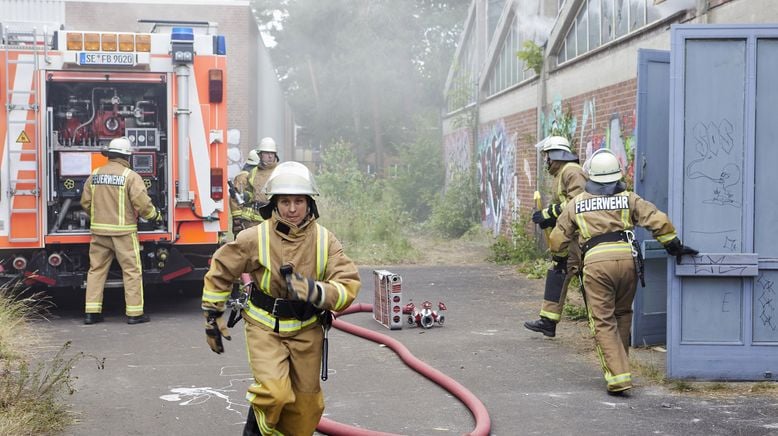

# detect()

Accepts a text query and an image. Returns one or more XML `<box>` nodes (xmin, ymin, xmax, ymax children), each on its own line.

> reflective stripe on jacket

<box><xmin>549</xmin><ymin>190</ymin><xmax>677</xmax><ymax>263</ymax></box>
<box><xmin>202</xmin><ymin>213</ymin><xmax>360</xmax><ymax>335</ymax></box>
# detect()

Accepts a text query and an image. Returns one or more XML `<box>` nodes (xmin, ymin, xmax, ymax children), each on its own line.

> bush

<box><xmin>488</xmin><ymin>216</ymin><xmax>543</xmax><ymax>264</ymax></box>
<box><xmin>0</xmin><ymin>280</ymin><xmax>104</xmax><ymax>434</ymax></box>
<box><xmin>316</xmin><ymin>141</ymin><xmax>416</xmax><ymax>263</ymax></box>
<box><xmin>391</xmin><ymin>139</ymin><xmax>445</xmax><ymax>223</ymax></box>
<box><xmin>428</xmin><ymin>168</ymin><xmax>479</xmax><ymax>238</ymax></box>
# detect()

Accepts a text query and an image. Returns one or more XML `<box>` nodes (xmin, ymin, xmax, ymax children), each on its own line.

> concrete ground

<box><xmin>35</xmin><ymin>263</ymin><xmax>778</xmax><ymax>435</ymax></box>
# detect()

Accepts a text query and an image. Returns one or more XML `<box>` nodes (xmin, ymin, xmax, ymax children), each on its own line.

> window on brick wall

<box><xmin>446</xmin><ymin>21</ymin><xmax>478</xmax><ymax>113</ymax></box>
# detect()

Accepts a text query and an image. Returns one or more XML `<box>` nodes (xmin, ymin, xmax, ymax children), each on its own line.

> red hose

<box><xmin>316</xmin><ymin>303</ymin><xmax>491</xmax><ymax>436</ymax></box>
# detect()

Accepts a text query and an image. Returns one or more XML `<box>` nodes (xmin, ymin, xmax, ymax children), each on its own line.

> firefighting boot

<box><xmin>127</xmin><ymin>314</ymin><xmax>150</xmax><ymax>325</ymax></box>
<box><xmin>243</xmin><ymin>406</ymin><xmax>261</xmax><ymax>436</ymax></box>
<box><xmin>84</xmin><ymin>313</ymin><xmax>104</xmax><ymax>325</ymax></box>
<box><xmin>523</xmin><ymin>317</ymin><xmax>556</xmax><ymax>337</ymax></box>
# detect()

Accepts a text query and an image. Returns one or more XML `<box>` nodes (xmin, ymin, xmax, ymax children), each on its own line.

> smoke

<box><xmin>516</xmin><ymin>0</ymin><xmax>555</xmax><ymax>44</ymax></box>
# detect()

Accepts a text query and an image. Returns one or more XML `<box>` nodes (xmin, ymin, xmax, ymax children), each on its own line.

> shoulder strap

<box><xmin>255</xmin><ymin>221</ymin><xmax>328</xmax><ymax>293</ymax></box>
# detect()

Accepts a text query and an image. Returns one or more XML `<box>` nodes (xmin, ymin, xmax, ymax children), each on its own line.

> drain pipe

<box><xmin>317</xmin><ymin>303</ymin><xmax>491</xmax><ymax>436</ymax></box>
<box><xmin>175</xmin><ymin>63</ymin><xmax>192</xmax><ymax>205</ymax></box>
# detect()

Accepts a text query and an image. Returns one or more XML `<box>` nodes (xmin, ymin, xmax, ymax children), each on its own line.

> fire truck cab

<box><xmin>0</xmin><ymin>22</ymin><xmax>229</xmax><ymax>289</ymax></box>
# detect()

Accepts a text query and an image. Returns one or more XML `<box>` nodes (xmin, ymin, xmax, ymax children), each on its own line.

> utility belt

<box><xmin>581</xmin><ymin>230</ymin><xmax>645</xmax><ymax>287</ymax></box>
<box><xmin>249</xmin><ymin>286</ymin><xmax>320</xmax><ymax>321</ymax></box>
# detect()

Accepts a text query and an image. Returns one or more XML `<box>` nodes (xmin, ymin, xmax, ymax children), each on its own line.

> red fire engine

<box><xmin>0</xmin><ymin>22</ymin><xmax>229</xmax><ymax>289</ymax></box>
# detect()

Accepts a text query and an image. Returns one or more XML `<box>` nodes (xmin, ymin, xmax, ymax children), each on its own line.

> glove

<box><xmin>232</xmin><ymin>218</ymin><xmax>244</xmax><ymax>231</ymax></box>
<box><xmin>664</xmin><ymin>237</ymin><xmax>699</xmax><ymax>264</ymax></box>
<box><xmin>531</xmin><ymin>204</ymin><xmax>561</xmax><ymax>229</ymax></box>
<box><xmin>289</xmin><ymin>273</ymin><xmax>325</xmax><ymax>308</ymax></box>
<box><xmin>551</xmin><ymin>255</ymin><xmax>568</xmax><ymax>273</ymax></box>
<box><xmin>204</xmin><ymin>311</ymin><xmax>231</xmax><ymax>354</ymax></box>
<box><xmin>153</xmin><ymin>208</ymin><xmax>163</xmax><ymax>222</ymax></box>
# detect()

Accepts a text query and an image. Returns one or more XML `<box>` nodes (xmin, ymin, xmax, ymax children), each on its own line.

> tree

<box><xmin>253</xmin><ymin>0</ymin><xmax>469</xmax><ymax>174</ymax></box>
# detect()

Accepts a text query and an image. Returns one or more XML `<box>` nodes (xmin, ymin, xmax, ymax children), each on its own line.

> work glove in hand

<box><xmin>204</xmin><ymin>311</ymin><xmax>231</xmax><ymax>354</ymax></box>
<box><xmin>551</xmin><ymin>255</ymin><xmax>568</xmax><ymax>273</ymax></box>
<box><xmin>289</xmin><ymin>273</ymin><xmax>324</xmax><ymax>308</ymax></box>
<box><xmin>531</xmin><ymin>204</ymin><xmax>561</xmax><ymax>229</ymax></box>
<box><xmin>664</xmin><ymin>237</ymin><xmax>699</xmax><ymax>264</ymax></box>
<box><xmin>154</xmin><ymin>208</ymin><xmax>164</xmax><ymax>222</ymax></box>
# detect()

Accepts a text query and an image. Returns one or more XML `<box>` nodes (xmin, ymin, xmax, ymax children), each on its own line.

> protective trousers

<box><xmin>244</xmin><ymin>321</ymin><xmax>324</xmax><ymax>435</ymax></box>
<box><xmin>84</xmin><ymin>233</ymin><xmax>144</xmax><ymax>316</ymax></box>
<box><xmin>540</xmin><ymin>242</ymin><xmax>581</xmax><ymax>322</ymax></box>
<box><xmin>582</xmin><ymin>258</ymin><xmax>637</xmax><ymax>392</ymax></box>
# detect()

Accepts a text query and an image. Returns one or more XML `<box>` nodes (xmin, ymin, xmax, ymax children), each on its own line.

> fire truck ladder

<box><xmin>3</xmin><ymin>25</ymin><xmax>46</xmax><ymax>242</ymax></box>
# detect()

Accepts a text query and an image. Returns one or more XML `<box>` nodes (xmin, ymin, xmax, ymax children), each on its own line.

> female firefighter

<box><xmin>549</xmin><ymin>149</ymin><xmax>697</xmax><ymax>394</ymax></box>
<box><xmin>201</xmin><ymin>161</ymin><xmax>361</xmax><ymax>434</ymax></box>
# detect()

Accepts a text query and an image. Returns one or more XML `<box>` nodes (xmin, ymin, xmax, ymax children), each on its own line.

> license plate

<box><xmin>78</xmin><ymin>52</ymin><xmax>136</xmax><ymax>66</ymax></box>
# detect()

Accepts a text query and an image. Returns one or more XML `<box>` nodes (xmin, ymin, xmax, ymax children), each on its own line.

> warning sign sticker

<box><xmin>16</xmin><ymin>131</ymin><xmax>31</xmax><ymax>143</ymax></box>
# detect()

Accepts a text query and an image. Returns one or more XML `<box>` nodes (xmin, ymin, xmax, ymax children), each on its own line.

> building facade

<box><xmin>443</xmin><ymin>0</ymin><xmax>778</xmax><ymax>236</ymax></box>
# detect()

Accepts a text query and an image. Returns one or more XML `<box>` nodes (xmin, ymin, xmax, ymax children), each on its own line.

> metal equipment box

<box><xmin>373</xmin><ymin>270</ymin><xmax>403</xmax><ymax>330</ymax></box>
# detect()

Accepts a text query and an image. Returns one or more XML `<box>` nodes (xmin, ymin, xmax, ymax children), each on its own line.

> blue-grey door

<box><xmin>632</xmin><ymin>49</ymin><xmax>670</xmax><ymax>347</ymax></box>
<box><xmin>668</xmin><ymin>24</ymin><xmax>778</xmax><ymax>380</ymax></box>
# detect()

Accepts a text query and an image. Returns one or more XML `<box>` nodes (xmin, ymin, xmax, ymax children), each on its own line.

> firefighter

<box><xmin>80</xmin><ymin>137</ymin><xmax>161</xmax><ymax>325</ymax></box>
<box><xmin>201</xmin><ymin>161</ymin><xmax>360</xmax><ymax>435</ymax></box>
<box><xmin>549</xmin><ymin>148</ymin><xmax>697</xmax><ymax>394</ymax></box>
<box><xmin>524</xmin><ymin>136</ymin><xmax>587</xmax><ymax>337</ymax></box>
<box><xmin>248</xmin><ymin>136</ymin><xmax>280</xmax><ymax>202</ymax></box>
<box><xmin>230</xmin><ymin>149</ymin><xmax>262</xmax><ymax>234</ymax></box>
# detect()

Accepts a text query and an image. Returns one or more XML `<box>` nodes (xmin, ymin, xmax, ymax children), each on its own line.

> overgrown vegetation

<box><xmin>0</xmin><ymin>280</ymin><xmax>104</xmax><ymax>434</ymax></box>
<box><xmin>428</xmin><ymin>168</ymin><xmax>480</xmax><ymax>238</ymax></box>
<box><xmin>517</xmin><ymin>40</ymin><xmax>543</xmax><ymax>75</ymax></box>
<box><xmin>488</xmin><ymin>216</ymin><xmax>544</xmax><ymax>265</ymax></box>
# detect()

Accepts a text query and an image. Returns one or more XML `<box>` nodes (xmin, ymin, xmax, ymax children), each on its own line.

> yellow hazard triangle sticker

<box><xmin>15</xmin><ymin>130</ymin><xmax>31</xmax><ymax>143</ymax></box>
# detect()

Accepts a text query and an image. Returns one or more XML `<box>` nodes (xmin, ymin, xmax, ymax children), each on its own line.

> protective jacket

<box><xmin>81</xmin><ymin>158</ymin><xmax>157</xmax><ymax>235</ymax></box>
<box><xmin>547</xmin><ymin>160</ymin><xmax>586</xmax><ymax>215</ymax></box>
<box><xmin>202</xmin><ymin>211</ymin><xmax>360</xmax><ymax>336</ymax></box>
<box><xmin>549</xmin><ymin>190</ymin><xmax>677</xmax><ymax>261</ymax></box>
<box><xmin>230</xmin><ymin>168</ymin><xmax>263</xmax><ymax>223</ymax></box>
<box><xmin>249</xmin><ymin>162</ymin><xmax>277</xmax><ymax>203</ymax></box>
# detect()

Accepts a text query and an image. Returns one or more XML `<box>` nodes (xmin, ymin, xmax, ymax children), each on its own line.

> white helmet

<box><xmin>107</xmin><ymin>137</ymin><xmax>132</xmax><ymax>156</ymax></box>
<box><xmin>260</xmin><ymin>161</ymin><xmax>319</xmax><ymax>219</ymax></box>
<box><xmin>245</xmin><ymin>149</ymin><xmax>260</xmax><ymax>166</ymax></box>
<box><xmin>257</xmin><ymin>137</ymin><xmax>277</xmax><ymax>153</ymax></box>
<box><xmin>587</xmin><ymin>148</ymin><xmax>623</xmax><ymax>183</ymax></box>
<box><xmin>537</xmin><ymin>136</ymin><xmax>577</xmax><ymax>162</ymax></box>
<box><xmin>263</xmin><ymin>161</ymin><xmax>319</xmax><ymax>197</ymax></box>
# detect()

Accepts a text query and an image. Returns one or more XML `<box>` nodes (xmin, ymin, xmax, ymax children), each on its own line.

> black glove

<box><xmin>664</xmin><ymin>237</ymin><xmax>699</xmax><ymax>264</ymax></box>
<box><xmin>289</xmin><ymin>273</ymin><xmax>325</xmax><ymax>308</ymax></box>
<box><xmin>532</xmin><ymin>204</ymin><xmax>560</xmax><ymax>229</ymax></box>
<box><xmin>204</xmin><ymin>311</ymin><xmax>231</xmax><ymax>354</ymax></box>
<box><xmin>551</xmin><ymin>255</ymin><xmax>568</xmax><ymax>273</ymax></box>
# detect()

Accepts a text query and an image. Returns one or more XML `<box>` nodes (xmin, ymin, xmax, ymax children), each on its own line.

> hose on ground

<box><xmin>316</xmin><ymin>303</ymin><xmax>491</xmax><ymax>436</ymax></box>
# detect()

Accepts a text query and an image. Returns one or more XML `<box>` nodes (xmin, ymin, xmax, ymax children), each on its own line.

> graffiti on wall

<box><xmin>443</xmin><ymin>128</ymin><xmax>471</xmax><ymax>183</ymax></box>
<box><xmin>477</xmin><ymin>119</ymin><xmax>517</xmax><ymax>235</ymax></box>
<box><xmin>541</xmin><ymin>96</ymin><xmax>636</xmax><ymax>185</ymax></box>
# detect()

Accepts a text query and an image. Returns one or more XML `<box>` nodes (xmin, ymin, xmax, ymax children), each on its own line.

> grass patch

<box><xmin>562</xmin><ymin>302</ymin><xmax>588</xmax><ymax>321</ymax></box>
<box><xmin>0</xmin><ymin>279</ymin><xmax>104</xmax><ymax>434</ymax></box>
<box><xmin>517</xmin><ymin>258</ymin><xmax>550</xmax><ymax>279</ymax></box>
<box><xmin>749</xmin><ymin>382</ymin><xmax>778</xmax><ymax>393</ymax></box>
<box><xmin>670</xmin><ymin>380</ymin><xmax>696</xmax><ymax>393</ymax></box>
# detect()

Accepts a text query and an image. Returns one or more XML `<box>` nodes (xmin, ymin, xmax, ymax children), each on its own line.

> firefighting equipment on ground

<box><xmin>548</xmin><ymin>148</ymin><xmax>697</xmax><ymax>393</ymax></box>
<box><xmin>526</xmin><ymin>136</ymin><xmax>587</xmax><ymax>337</ymax></box>
<box><xmin>403</xmin><ymin>300</ymin><xmax>447</xmax><ymax>329</ymax></box>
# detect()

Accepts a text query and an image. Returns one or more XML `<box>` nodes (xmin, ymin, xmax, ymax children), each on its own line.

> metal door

<box><xmin>632</xmin><ymin>49</ymin><xmax>670</xmax><ymax>347</ymax></box>
<box><xmin>668</xmin><ymin>24</ymin><xmax>778</xmax><ymax>380</ymax></box>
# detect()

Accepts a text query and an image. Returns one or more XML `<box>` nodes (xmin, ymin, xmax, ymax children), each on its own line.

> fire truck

<box><xmin>0</xmin><ymin>22</ymin><xmax>229</xmax><ymax>289</ymax></box>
